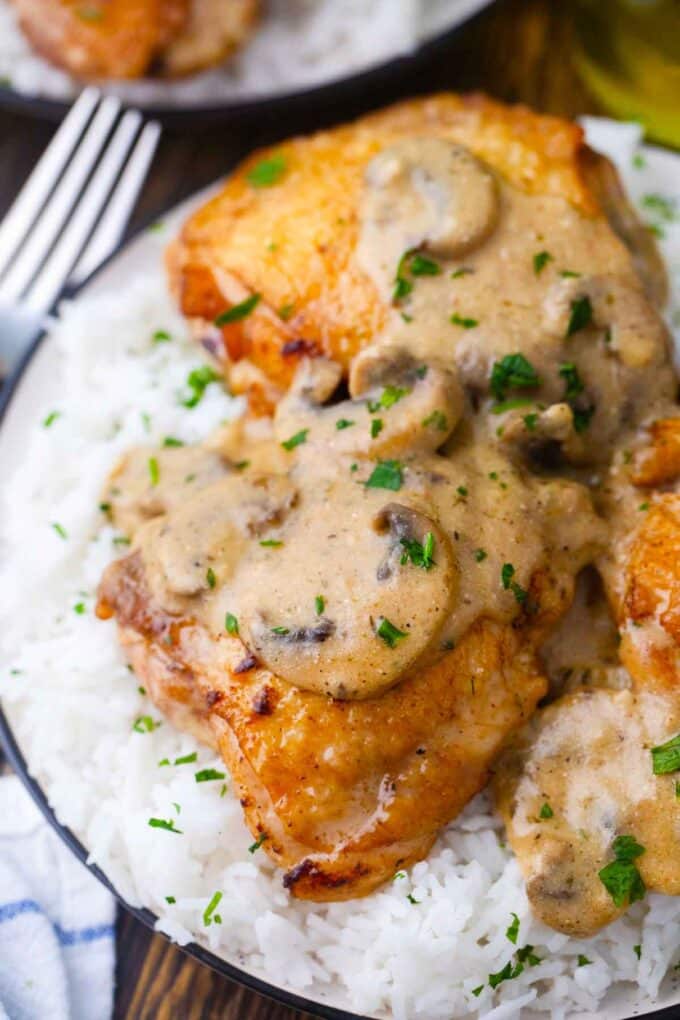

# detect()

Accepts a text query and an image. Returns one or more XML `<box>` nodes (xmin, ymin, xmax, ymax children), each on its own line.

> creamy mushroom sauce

<box><xmin>103</xmin><ymin>136</ymin><xmax>676</xmax><ymax>704</ymax></box>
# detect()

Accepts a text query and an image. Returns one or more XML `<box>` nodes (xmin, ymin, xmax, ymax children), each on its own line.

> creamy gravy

<box><xmin>104</xmin><ymin>136</ymin><xmax>676</xmax><ymax>703</ymax></box>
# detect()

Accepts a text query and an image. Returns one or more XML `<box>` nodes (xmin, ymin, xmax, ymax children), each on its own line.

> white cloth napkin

<box><xmin>0</xmin><ymin>775</ymin><xmax>115</xmax><ymax>1020</ymax></box>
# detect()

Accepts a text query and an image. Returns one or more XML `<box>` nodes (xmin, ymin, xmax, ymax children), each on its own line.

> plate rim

<box><xmin>0</xmin><ymin>1</ymin><xmax>492</xmax><ymax>124</ymax></box>
<box><xmin>1</xmin><ymin>153</ymin><xmax>679</xmax><ymax>1020</ymax></box>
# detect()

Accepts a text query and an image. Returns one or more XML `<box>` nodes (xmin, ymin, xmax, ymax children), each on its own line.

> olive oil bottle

<box><xmin>573</xmin><ymin>0</ymin><xmax>680</xmax><ymax>147</ymax></box>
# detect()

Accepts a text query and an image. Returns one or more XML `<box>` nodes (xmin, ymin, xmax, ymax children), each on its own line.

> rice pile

<box><xmin>0</xmin><ymin>0</ymin><xmax>488</xmax><ymax>108</ymax></box>
<box><xmin>1</xmin><ymin>122</ymin><xmax>679</xmax><ymax>1020</ymax></box>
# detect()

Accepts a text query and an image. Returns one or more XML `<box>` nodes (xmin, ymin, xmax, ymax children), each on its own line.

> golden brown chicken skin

<box><xmin>10</xmin><ymin>0</ymin><xmax>257</xmax><ymax>79</ymax></box>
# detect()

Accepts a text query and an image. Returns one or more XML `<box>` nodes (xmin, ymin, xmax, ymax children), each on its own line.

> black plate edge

<box><xmin>0</xmin><ymin>10</ymin><xmax>484</xmax><ymax>127</ymax></box>
<box><xmin>0</xmin><ymin>174</ymin><xmax>679</xmax><ymax>1020</ymax></box>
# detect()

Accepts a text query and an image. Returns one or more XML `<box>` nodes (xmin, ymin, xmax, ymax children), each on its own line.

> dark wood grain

<box><xmin>1</xmin><ymin>1</ymin><xmax>605</xmax><ymax>1017</ymax></box>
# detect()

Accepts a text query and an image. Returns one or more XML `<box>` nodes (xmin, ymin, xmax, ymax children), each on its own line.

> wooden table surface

<box><xmin>0</xmin><ymin>1</ymin><xmax>605</xmax><ymax>1017</ymax></box>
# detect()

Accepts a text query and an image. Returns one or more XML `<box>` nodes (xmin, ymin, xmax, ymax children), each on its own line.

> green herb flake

<box><xmin>533</xmin><ymin>250</ymin><xmax>553</xmax><ymax>275</ymax></box>
<box><xmin>73</xmin><ymin>602</ymin><xmax>86</xmax><ymax>615</ymax></box>
<box><xmin>632</xmin><ymin>153</ymin><xmax>646</xmax><ymax>170</ymax></box>
<box><xmin>335</xmin><ymin>418</ymin><xmax>355</xmax><ymax>430</ymax></box>
<box><xmin>235</xmin><ymin>460</ymin><xmax>250</xmax><ymax>470</ymax></box>
<box><xmin>152</xmin><ymin>329</ymin><xmax>171</xmax><ymax>343</ymax></box>
<box><xmin>471</xmin><ymin>985</ymin><xmax>484</xmax><ymax>997</ymax></box>
<box><xmin>392</xmin><ymin>250</ymin><xmax>440</xmax><ymax>303</ymax></box>
<box><xmin>516</xmin><ymin>945</ymin><xmax>541</xmax><ymax>966</ymax></box>
<box><xmin>651</xmin><ymin>732</ymin><xmax>680</xmax><ymax>774</ymax></box>
<box><xmin>523</xmin><ymin>412</ymin><xmax>538</xmax><ymax>431</ymax></box>
<box><xmin>248</xmin><ymin>833</ymin><xmax>268</xmax><ymax>853</ymax></box>
<box><xmin>400</xmin><ymin>532</ymin><xmax>435</xmax><ymax>571</ymax></box>
<box><xmin>577</xmin><ymin>954</ymin><xmax>592</xmax><ymax>967</ymax></box>
<box><xmin>99</xmin><ymin>502</ymin><xmax>111</xmax><ymax>514</ymax></box>
<box><xmin>488</xmin><ymin>960</ymin><xmax>524</xmax><ymax>990</ymax></box>
<box><xmin>174</xmin><ymin>753</ymin><xmax>197</xmax><ymax>765</ymax></box>
<box><xmin>163</xmin><ymin>436</ymin><xmax>184</xmax><ymax>448</ymax></box>
<box><xmin>148</xmin><ymin>817</ymin><xmax>182</xmax><ymax>835</ymax></box>
<box><xmin>422</xmin><ymin>409</ymin><xmax>448</xmax><ymax>431</ymax></box>
<box><xmin>559</xmin><ymin>362</ymin><xmax>584</xmax><ymax>398</ymax></box>
<box><xmin>215</xmin><ymin>293</ymin><xmax>261</xmax><ymax>327</ymax></box>
<box><xmin>393</xmin><ymin>871</ymin><xmax>406</xmax><ymax>881</ymax></box>
<box><xmin>132</xmin><ymin>715</ymin><xmax>161</xmax><ymax>734</ymax></box>
<box><xmin>451</xmin><ymin>267</ymin><xmax>474</xmax><ymax>279</ymax></box>
<box><xmin>225</xmin><ymin>613</ymin><xmax>239</xmax><ymax>636</ymax></box>
<box><xmin>165</xmin><ymin>895</ymin><xmax>176</xmax><ymax>904</ymax></box>
<box><xmin>180</xmin><ymin>365</ymin><xmax>220</xmax><ymax>409</ymax></box>
<box><xmin>450</xmin><ymin>313</ymin><xmax>478</xmax><ymax>329</ymax></box>
<box><xmin>410</xmin><ymin>253</ymin><xmax>441</xmax><ymax>277</ymax></box>
<box><xmin>490</xmin><ymin>353</ymin><xmax>541</xmax><ymax>402</ymax></box>
<box><xmin>406</xmin><ymin>893</ymin><xmax>420</xmax><ymax>905</ymax></box>
<box><xmin>365</xmin><ymin>459</ymin><xmax>403</xmax><ymax>491</ymax></box>
<box><xmin>457</xmin><ymin>485</ymin><xmax>468</xmax><ymax>497</ymax></box>
<box><xmin>368</xmin><ymin>385</ymin><xmax>410</xmax><ymax>412</ymax></box>
<box><xmin>490</xmin><ymin>397</ymin><xmax>534</xmax><ymax>415</ymax></box>
<box><xmin>259</xmin><ymin>538</ymin><xmax>283</xmax><ymax>548</ymax></box>
<box><xmin>639</xmin><ymin>502</ymin><xmax>650</xmax><ymax>512</ymax></box>
<box><xmin>315</xmin><ymin>595</ymin><xmax>325</xmax><ymax>616</ymax></box>
<box><xmin>376</xmin><ymin>617</ymin><xmax>408</xmax><ymax>648</ymax></box>
<box><xmin>148</xmin><ymin>457</ymin><xmax>160</xmax><ymax>487</ymax></box>
<box><xmin>52</xmin><ymin>522</ymin><xmax>68</xmax><ymax>540</ymax></box>
<box><xmin>506</xmin><ymin>912</ymin><xmax>520</xmax><ymax>944</ymax></box>
<box><xmin>278</xmin><ymin>303</ymin><xmax>295</xmax><ymax>321</ymax></box>
<box><xmin>203</xmin><ymin>890</ymin><xmax>223</xmax><ymax>926</ymax></box>
<box><xmin>634</xmin><ymin>944</ymin><xmax>642</xmax><ymax>960</ymax></box>
<box><xmin>560</xmin><ymin>269</ymin><xmax>581</xmax><ymax>279</ymax></box>
<box><xmin>247</xmin><ymin>154</ymin><xmax>287</xmax><ymax>188</ymax></box>
<box><xmin>195</xmin><ymin>768</ymin><xmax>226</xmax><ymax>783</ymax></box>
<box><xmin>566</xmin><ymin>295</ymin><xmax>593</xmax><ymax>337</ymax></box>
<box><xmin>158</xmin><ymin>758</ymin><xmax>170</xmax><ymax>767</ymax></box>
<box><xmin>271</xmin><ymin>625</ymin><xmax>290</xmax><ymax>636</ymax></box>
<box><xmin>501</xmin><ymin>563</ymin><xmax>528</xmax><ymax>605</ymax></box>
<box><xmin>539</xmin><ymin>802</ymin><xmax>554</xmax><ymax>819</ymax></box>
<box><xmin>474</xmin><ymin>548</ymin><xmax>487</xmax><ymax>563</ymax></box>
<box><xmin>281</xmin><ymin>428</ymin><xmax>309</xmax><ymax>451</ymax></box>
<box><xmin>598</xmin><ymin>834</ymin><xmax>646</xmax><ymax>907</ymax></box>
<box><xmin>371</xmin><ymin>418</ymin><xmax>384</xmax><ymax>439</ymax></box>
<box><xmin>43</xmin><ymin>410</ymin><xmax>60</xmax><ymax>427</ymax></box>
<box><xmin>641</xmin><ymin>193</ymin><xmax>677</xmax><ymax>223</ymax></box>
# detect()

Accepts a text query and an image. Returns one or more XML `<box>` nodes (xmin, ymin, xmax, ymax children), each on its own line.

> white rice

<box><xmin>0</xmin><ymin>0</ymin><xmax>490</xmax><ymax>108</ymax></box>
<box><xmin>1</xmin><ymin>121</ymin><xmax>679</xmax><ymax>1020</ymax></box>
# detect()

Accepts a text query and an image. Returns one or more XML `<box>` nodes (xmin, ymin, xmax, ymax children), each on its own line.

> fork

<box><xmin>0</xmin><ymin>87</ymin><xmax>161</xmax><ymax>378</ymax></box>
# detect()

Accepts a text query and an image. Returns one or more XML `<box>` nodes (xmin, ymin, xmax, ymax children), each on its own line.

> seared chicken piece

<box><xmin>495</xmin><ymin>420</ymin><xmax>680</xmax><ymax>935</ymax></box>
<box><xmin>10</xmin><ymin>0</ymin><xmax>257</xmax><ymax>79</ymax></box>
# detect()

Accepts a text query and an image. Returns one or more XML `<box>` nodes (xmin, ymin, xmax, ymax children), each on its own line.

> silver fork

<box><xmin>0</xmin><ymin>87</ymin><xmax>160</xmax><ymax>377</ymax></box>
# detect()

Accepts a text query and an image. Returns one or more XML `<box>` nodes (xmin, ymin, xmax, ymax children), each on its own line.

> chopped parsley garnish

<box><xmin>415</xmin><ymin>365</ymin><xmax>428</xmax><ymax>379</ymax></box>
<box><xmin>271</xmin><ymin>626</ymin><xmax>290</xmax><ymax>635</ymax></box>
<box><xmin>634</xmin><ymin>944</ymin><xmax>642</xmax><ymax>960</ymax></box>
<box><xmin>259</xmin><ymin>539</ymin><xmax>283</xmax><ymax>547</ymax></box>
<box><xmin>456</xmin><ymin>485</ymin><xmax>467</xmax><ymax>497</ymax></box>
<box><xmin>365</xmin><ymin>459</ymin><xmax>403</xmax><ymax>491</ymax></box>
<box><xmin>235</xmin><ymin>460</ymin><xmax>250</xmax><ymax>470</ymax></box>
<box><xmin>174</xmin><ymin>753</ymin><xmax>197</xmax><ymax>765</ymax></box>
<box><xmin>641</xmin><ymin>193</ymin><xmax>677</xmax><ymax>223</ymax></box>
<box><xmin>225</xmin><ymin>613</ymin><xmax>239</xmax><ymax>636</ymax></box>
<box><xmin>376</xmin><ymin>617</ymin><xmax>408</xmax><ymax>648</ymax></box>
<box><xmin>195</xmin><ymin>768</ymin><xmax>226</xmax><ymax>783</ymax></box>
<box><xmin>539</xmin><ymin>802</ymin><xmax>554</xmax><ymax>819</ymax></box>
<box><xmin>491</xmin><ymin>397</ymin><xmax>534</xmax><ymax>415</ymax></box>
<box><xmin>598</xmin><ymin>834</ymin><xmax>646</xmax><ymax>907</ymax></box>
<box><xmin>559</xmin><ymin>362</ymin><xmax>594</xmax><ymax>432</ymax></box>
<box><xmin>392</xmin><ymin>249</ymin><xmax>441</xmax><ymax>302</ymax></box>
<box><xmin>566</xmin><ymin>295</ymin><xmax>593</xmax><ymax>337</ymax></box>
<box><xmin>248</xmin><ymin>833</ymin><xmax>268</xmax><ymax>853</ymax></box>
<box><xmin>471</xmin><ymin>985</ymin><xmax>484</xmax><ymax>997</ymax></box>
<box><xmin>400</xmin><ymin>532</ymin><xmax>435</xmax><ymax>570</ymax></box>
<box><xmin>203</xmin><ymin>891</ymin><xmax>223</xmax><ymax>926</ymax></box>
<box><xmin>450</xmin><ymin>313</ymin><xmax>478</xmax><ymax>329</ymax></box>
<box><xmin>73</xmin><ymin>602</ymin><xmax>86</xmax><ymax>615</ymax></box>
<box><xmin>533</xmin><ymin>250</ymin><xmax>553</xmax><ymax>275</ymax></box>
<box><xmin>113</xmin><ymin>536</ymin><xmax>131</xmax><ymax>546</ymax></box>
<box><xmin>560</xmin><ymin>270</ymin><xmax>581</xmax><ymax>279</ymax></box>
<box><xmin>451</xmin><ymin>267</ymin><xmax>473</xmax><ymax>279</ymax></box>
<box><xmin>488</xmin><ymin>960</ymin><xmax>524</xmax><ymax>990</ymax></box>
<box><xmin>214</xmin><ymin>293</ymin><xmax>261</xmax><ymax>326</ymax></box>
<box><xmin>278</xmin><ymin>303</ymin><xmax>295</xmax><ymax>321</ymax></box>
<box><xmin>490</xmin><ymin>353</ymin><xmax>541</xmax><ymax>402</ymax></box>
<box><xmin>577</xmin><ymin>955</ymin><xmax>592</xmax><ymax>967</ymax></box>
<box><xmin>501</xmin><ymin>563</ymin><xmax>528</xmax><ymax>605</ymax></box>
<box><xmin>163</xmin><ymin>436</ymin><xmax>184</xmax><ymax>448</ymax></box>
<box><xmin>516</xmin><ymin>945</ymin><xmax>541</xmax><ymax>966</ymax></box>
<box><xmin>247</xmin><ymin>154</ymin><xmax>287</xmax><ymax>188</ymax></box>
<box><xmin>99</xmin><ymin>502</ymin><xmax>111</xmax><ymax>514</ymax></box>
<box><xmin>368</xmin><ymin>385</ymin><xmax>410</xmax><ymax>412</ymax></box>
<box><xmin>336</xmin><ymin>418</ymin><xmax>355</xmax><ymax>430</ymax></box>
<box><xmin>165</xmin><ymin>896</ymin><xmax>176</xmax><ymax>904</ymax></box>
<box><xmin>52</xmin><ymin>522</ymin><xmax>68</xmax><ymax>539</ymax></box>
<box><xmin>474</xmin><ymin>548</ymin><xmax>487</xmax><ymax>563</ymax></box>
<box><xmin>148</xmin><ymin>457</ymin><xmax>160</xmax><ymax>487</ymax></box>
<box><xmin>422</xmin><ymin>409</ymin><xmax>448</xmax><ymax>431</ymax></box>
<box><xmin>651</xmin><ymin>732</ymin><xmax>680</xmax><ymax>774</ymax></box>
<box><xmin>506</xmin><ymin>913</ymin><xmax>520</xmax><ymax>944</ymax></box>
<box><xmin>393</xmin><ymin>871</ymin><xmax>406</xmax><ymax>881</ymax></box>
<box><xmin>180</xmin><ymin>365</ymin><xmax>220</xmax><ymax>408</ymax></box>
<box><xmin>371</xmin><ymin>418</ymin><xmax>383</xmax><ymax>439</ymax></box>
<box><xmin>315</xmin><ymin>595</ymin><xmax>325</xmax><ymax>616</ymax></box>
<box><xmin>523</xmin><ymin>412</ymin><xmax>538</xmax><ymax>431</ymax></box>
<box><xmin>632</xmin><ymin>153</ymin><xmax>646</xmax><ymax>170</ymax></box>
<box><xmin>638</xmin><ymin>502</ymin><xmax>650</xmax><ymax>512</ymax></box>
<box><xmin>43</xmin><ymin>410</ymin><xmax>60</xmax><ymax>427</ymax></box>
<box><xmin>573</xmin><ymin>406</ymin><xmax>595</xmax><ymax>433</ymax></box>
<box><xmin>148</xmin><ymin>817</ymin><xmax>182</xmax><ymax>834</ymax></box>
<box><xmin>406</xmin><ymin>893</ymin><xmax>420</xmax><ymax>905</ymax></box>
<box><xmin>132</xmin><ymin>715</ymin><xmax>161</xmax><ymax>734</ymax></box>
<box><xmin>281</xmin><ymin>428</ymin><xmax>309</xmax><ymax>451</ymax></box>
<box><xmin>206</xmin><ymin>567</ymin><xmax>216</xmax><ymax>588</ymax></box>
<box><xmin>559</xmin><ymin>362</ymin><xmax>584</xmax><ymax>397</ymax></box>
<box><xmin>152</xmin><ymin>329</ymin><xmax>171</xmax><ymax>343</ymax></box>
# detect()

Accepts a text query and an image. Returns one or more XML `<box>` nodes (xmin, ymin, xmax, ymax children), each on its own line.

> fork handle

<box><xmin>0</xmin><ymin>306</ymin><xmax>45</xmax><ymax>379</ymax></box>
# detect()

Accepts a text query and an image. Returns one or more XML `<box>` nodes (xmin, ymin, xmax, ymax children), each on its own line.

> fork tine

<box><xmin>0</xmin><ymin>94</ymin><xmax>121</xmax><ymax>304</ymax></box>
<box><xmin>0</xmin><ymin>87</ymin><xmax>100</xmax><ymax>280</ymax></box>
<box><xmin>23</xmin><ymin>109</ymin><xmax>148</xmax><ymax>315</ymax></box>
<box><xmin>69</xmin><ymin>119</ymin><xmax>161</xmax><ymax>288</ymax></box>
